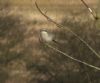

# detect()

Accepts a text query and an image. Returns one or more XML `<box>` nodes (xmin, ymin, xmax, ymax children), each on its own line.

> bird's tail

<box><xmin>52</xmin><ymin>39</ymin><xmax>60</xmax><ymax>44</ymax></box>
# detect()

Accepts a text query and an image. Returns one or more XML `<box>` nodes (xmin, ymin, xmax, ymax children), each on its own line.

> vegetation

<box><xmin>0</xmin><ymin>0</ymin><xmax>100</xmax><ymax>83</ymax></box>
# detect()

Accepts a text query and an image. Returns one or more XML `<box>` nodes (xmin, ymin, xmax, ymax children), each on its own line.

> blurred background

<box><xmin>0</xmin><ymin>0</ymin><xmax>100</xmax><ymax>83</ymax></box>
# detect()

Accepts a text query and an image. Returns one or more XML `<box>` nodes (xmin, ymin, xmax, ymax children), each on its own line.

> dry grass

<box><xmin>0</xmin><ymin>0</ymin><xmax>100</xmax><ymax>83</ymax></box>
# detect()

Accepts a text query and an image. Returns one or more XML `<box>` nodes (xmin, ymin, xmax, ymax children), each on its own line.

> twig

<box><xmin>45</xmin><ymin>43</ymin><xmax>100</xmax><ymax>71</ymax></box>
<box><xmin>81</xmin><ymin>0</ymin><xmax>98</xmax><ymax>20</ymax></box>
<box><xmin>35</xmin><ymin>2</ymin><xmax>100</xmax><ymax>59</ymax></box>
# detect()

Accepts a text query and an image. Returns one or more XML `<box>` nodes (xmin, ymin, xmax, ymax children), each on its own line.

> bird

<box><xmin>40</xmin><ymin>29</ymin><xmax>58</xmax><ymax>44</ymax></box>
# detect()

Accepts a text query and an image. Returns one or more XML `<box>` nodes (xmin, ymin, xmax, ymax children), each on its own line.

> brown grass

<box><xmin>0</xmin><ymin>1</ymin><xmax>100</xmax><ymax>83</ymax></box>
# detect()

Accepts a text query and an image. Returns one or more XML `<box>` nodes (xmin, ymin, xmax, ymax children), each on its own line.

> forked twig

<box><xmin>35</xmin><ymin>2</ymin><xmax>100</xmax><ymax>59</ymax></box>
<box><xmin>45</xmin><ymin>43</ymin><xmax>100</xmax><ymax>71</ymax></box>
<box><xmin>81</xmin><ymin>0</ymin><xmax>98</xmax><ymax>20</ymax></box>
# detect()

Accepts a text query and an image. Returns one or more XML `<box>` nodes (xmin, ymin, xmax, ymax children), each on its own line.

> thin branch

<box><xmin>45</xmin><ymin>43</ymin><xmax>100</xmax><ymax>71</ymax></box>
<box><xmin>35</xmin><ymin>2</ymin><xmax>100</xmax><ymax>59</ymax></box>
<box><xmin>81</xmin><ymin>0</ymin><xmax>98</xmax><ymax>20</ymax></box>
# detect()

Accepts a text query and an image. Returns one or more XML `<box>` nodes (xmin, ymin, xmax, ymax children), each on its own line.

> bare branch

<box><xmin>35</xmin><ymin>1</ymin><xmax>100</xmax><ymax>59</ymax></box>
<box><xmin>81</xmin><ymin>0</ymin><xmax>98</xmax><ymax>20</ymax></box>
<box><xmin>45</xmin><ymin>43</ymin><xmax>100</xmax><ymax>71</ymax></box>
<box><xmin>81</xmin><ymin>0</ymin><xmax>90</xmax><ymax>9</ymax></box>
<box><xmin>35</xmin><ymin>1</ymin><xmax>61</xmax><ymax>28</ymax></box>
